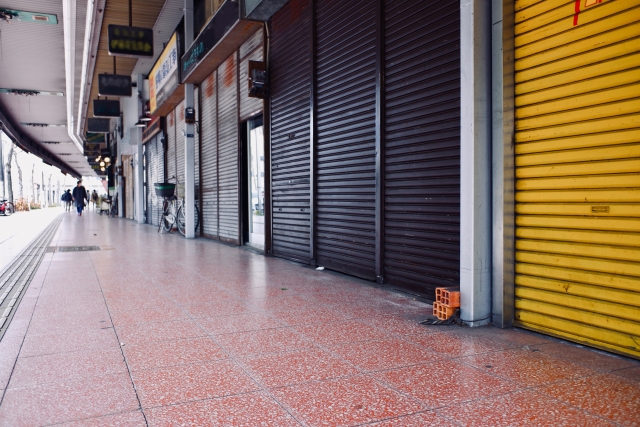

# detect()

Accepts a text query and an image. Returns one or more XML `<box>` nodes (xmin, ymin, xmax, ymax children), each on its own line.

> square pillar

<box><xmin>460</xmin><ymin>0</ymin><xmax>492</xmax><ymax>326</ymax></box>
<box><xmin>183</xmin><ymin>0</ymin><xmax>196</xmax><ymax>238</ymax></box>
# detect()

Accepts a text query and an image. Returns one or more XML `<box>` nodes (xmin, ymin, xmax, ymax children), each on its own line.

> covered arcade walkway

<box><xmin>0</xmin><ymin>212</ymin><xmax>638</xmax><ymax>426</ymax></box>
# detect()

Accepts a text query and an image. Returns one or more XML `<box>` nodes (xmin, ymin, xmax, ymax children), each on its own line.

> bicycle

<box><xmin>109</xmin><ymin>194</ymin><xmax>118</xmax><ymax>218</ymax></box>
<box><xmin>155</xmin><ymin>177</ymin><xmax>199</xmax><ymax>236</ymax></box>
<box><xmin>0</xmin><ymin>199</ymin><xmax>15</xmax><ymax>216</ymax></box>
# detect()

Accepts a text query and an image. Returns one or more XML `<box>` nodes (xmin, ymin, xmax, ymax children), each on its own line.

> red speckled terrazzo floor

<box><xmin>0</xmin><ymin>211</ymin><xmax>639</xmax><ymax>426</ymax></box>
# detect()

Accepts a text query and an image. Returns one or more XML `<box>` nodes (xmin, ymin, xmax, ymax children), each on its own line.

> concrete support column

<box><xmin>134</xmin><ymin>74</ymin><xmax>146</xmax><ymax>224</ymax></box>
<box><xmin>460</xmin><ymin>0</ymin><xmax>492</xmax><ymax>326</ymax></box>
<box><xmin>491</xmin><ymin>0</ymin><xmax>515</xmax><ymax>328</ymax></box>
<box><xmin>184</xmin><ymin>0</ymin><xmax>196</xmax><ymax>239</ymax></box>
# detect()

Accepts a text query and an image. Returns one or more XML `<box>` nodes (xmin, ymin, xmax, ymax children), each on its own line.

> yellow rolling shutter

<box><xmin>514</xmin><ymin>0</ymin><xmax>640</xmax><ymax>359</ymax></box>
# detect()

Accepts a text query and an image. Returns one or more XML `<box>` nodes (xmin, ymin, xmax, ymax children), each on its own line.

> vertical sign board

<box><xmin>98</xmin><ymin>74</ymin><xmax>132</xmax><ymax>97</ymax></box>
<box><xmin>149</xmin><ymin>32</ymin><xmax>180</xmax><ymax>114</ymax></box>
<box><xmin>108</xmin><ymin>25</ymin><xmax>154</xmax><ymax>58</ymax></box>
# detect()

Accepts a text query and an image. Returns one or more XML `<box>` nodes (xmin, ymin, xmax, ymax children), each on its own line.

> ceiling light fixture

<box><xmin>103</xmin><ymin>156</ymin><xmax>111</xmax><ymax>163</ymax></box>
<box><xmin>21</xmin><ymin>123</ymin><xmax>66</xmax><ymax>128</ymax></box>
<box><xmin>99</xmin><ymin>161</ymin><xmax>105</xmax><ymax>167</ymax></box>
<box><xmin>139</xmin><ymin>115</ymin><xmax>152</xmax><ymax>122</ymax></box>
<box><xmin>0</xmin><ymin>88</ymin><xmax>63</xmax><ymax>96</ymax></box>
<box><xmin>134</xmin><ymin>120</ymin><xmax>146</xmax><ymax>128</ymax></box>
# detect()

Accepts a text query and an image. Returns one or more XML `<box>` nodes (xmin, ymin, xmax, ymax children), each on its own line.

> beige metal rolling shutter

<box><xmin>201</xmin><ymin>72</ymin><xmax>219</xmax><ymax>238</ymax></box>
<box><xmin>514</xmin><ymin>0</ymin><xmax>640</xmax><ymax>358</ymax></box>
<box><xmin>176</xmin><ymin>100</ymin><xmax>186</xmax><ymax>185</ymax></box>
<box><xmin>218</xmin><ymin>54</ymin><xmax>240</xmax><ymax>244</ymax></box>
<box><xmin>166</xmin><ymin>110</ymin><xmax>177</xmax><ymax>183</ymax></box>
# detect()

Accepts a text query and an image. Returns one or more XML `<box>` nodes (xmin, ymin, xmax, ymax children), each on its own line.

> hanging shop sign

<box><xmin>87</xmin><ymin>118</ymin><xmax>111</xmax><ymax>133</ymax></box>
<box><xmin>181</xmin><ymin>1</ymin><xmax>239</xmax><ymax>79</ymax></box>
<box><xmin>85</xmin><ymin>133</ymin><xmax>105</xmax><ymax>143</ymax></box>
<box><xmin>149</xmin><ymin>32</ymin><xmax>180</xmax><ymax>113</ymax></box>
<box><xmin>93</xmin><ymin>100</ymin><xmax>121</xmax><ymax>118</ymax></box>
<box><xmin>98</xmin><ymin>74</ymin><xmax>132</xmax><ymax>97</ymax></box>
<box><xmin>142</xmin><ymin>116</ymin><xmax>162</xmax><ymax>144</ymax></box>
<box><xmin>108</xmin><ymin>24</ymin><xmax>153</xmax><ymax>58</ymax></box>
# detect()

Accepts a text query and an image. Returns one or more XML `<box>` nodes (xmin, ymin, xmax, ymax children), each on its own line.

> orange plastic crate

<box><xmin>435</xmin><ymin>287</ymin><xmax>460</xmax><ymax>308</ymax></box>
<box><xmin>432</xmin><ymin>301</ymin><xmax>457</xmax><ymax>320</ymax></box>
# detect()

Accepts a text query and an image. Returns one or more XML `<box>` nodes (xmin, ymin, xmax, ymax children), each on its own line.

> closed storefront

<box><xmin>383</xmin><ymin>1</ymin><xmax>461</xmax><ymax>294</ymax></box>
<box><xmin>270</xmin><ymin>0</ymin><xmax>312</xmax><ymax>263</ymax></box>
<box><xmin>218</xmin><ymin>55</ymin><xmax>240</xmax><ymax>244</ymax></box>
<box><xmin>166</xmin><ymin>110</ymin><xmax>177</xmax><ymax>183</ymax></box>
<box><xmin>188</xmin><ymin>30</ymin><xmax>264</xmax><ymax>244</ymax></box>
<box><xmin>145</xmin><ymin>134</ymin><xmax>165</xmax><ymax>226</ymax></box>
<box><xmin>513</xmin><ymin>0</ymin><xmax>640</xmax><ymax>358</ymax></box>
<box><xmin>268</xmin><ymin>0</ymin><xmax>461</xmax><ymax>296</ymax></box>
<box><xmin>123</xmin><ymin>155</ymin><xmax>134</xmax><ymax>219</ymax></box>
<box><xmin>315</xmin><ymin>0</ymin><xmax>377</xmax><ymax>280</ymax></box>
<box><xmin>201</xmin><ymin>72</ymin><xmax>219</xmax><ymax>238</ymax></box>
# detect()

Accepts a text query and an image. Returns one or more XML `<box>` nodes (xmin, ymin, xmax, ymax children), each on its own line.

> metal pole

<box><xmin>460</xmin><ymin>0</ymin><xmax>493</xmax><ymax>327</ymax></box>
<box><xmin>184</xmin><ymin>0</ymin><xmax>196</xmax><ymax>238</ymax></box>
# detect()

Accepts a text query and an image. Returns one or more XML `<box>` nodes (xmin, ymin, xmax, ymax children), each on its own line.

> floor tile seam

<box><xmin>452</xmin><ymin>348</ymin><xmax>609</xmax><ymax>385</ymax></box>
<box><xmin>416</xmin><ymin>379</ymin><xmax>631</xmax><ymax>427</ymax></box>
<box><xmin>517</xmin><ymin>386</ymin><xmax>629</xmax><ymax>427</ymax></box>
<box><xmin>368</xmin><ymin>367</ymin><xmax>529</xmax><ymax>412</ymax></box>
<box><xmin>126</xmin><ymin>355</ymin><xmax>235</xmax><ymax>374</ymax></box>
<box><xmin>89</xmin><ymin>250</ymin><xmax>150</xmax><ymax>427</ymax></box>
<box><xmin>429</xmin><ymin>409</ymin><xmax>471</xmax><ymax>427</ymax></box>
<box><xmin>527</xmin><ymin>346</ymin><xmax>640</xmax><ymax>373</ymax></box>
<box><xmin>252</xmin><ymin>372</ymin><xmax>387</xmax><ymax>392</ymax></box>
<box><xmin>0</xmin><ymin>224</ymin><xmax>59</xmax><ymax>408</ymax></box>
<box><xmin>450</xmin><ymin>353</ymin><xmax>593</xmax><ymax>389</ymax></box>
<box><xmin>3</xmin><ymin>366</ymin><xmax>134</xmax><ymax>392</ymax></box>
<box><xmin>155</xmin><ymin>286</ymin><xmax>311</xmax><ymax>427</ymax></box>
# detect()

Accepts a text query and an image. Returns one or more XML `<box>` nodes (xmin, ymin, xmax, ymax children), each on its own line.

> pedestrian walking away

<box><xmin>71</xmin><ymin>180</ymin><xmax>88</xmax><ymax>217</ymax></box>
<box><xmin>91</xmin><ymin>190</ymin><xmax>99</xmax><ymax>211</ymax></box>
<box><xmin>61</xmin><ymin>189</ymin><xmax>73</xmax><ymax>212</ymax></box>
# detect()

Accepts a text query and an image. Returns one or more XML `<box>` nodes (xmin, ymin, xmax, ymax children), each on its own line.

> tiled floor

<box><xmin>0</xmin><ymin>212</ymin><xmax>639</xmax><ymax>426</ymax></box>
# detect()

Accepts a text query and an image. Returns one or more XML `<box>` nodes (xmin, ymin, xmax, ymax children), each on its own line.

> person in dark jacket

<box><xmin>71</xmin><ymin>180</ymin><xmax>88</xmax><ymax>217</ymax></box>
<box><xmin>61</xmin><ymin>189</ymin><xmax>72</xmax><ymax>212</ymax></box>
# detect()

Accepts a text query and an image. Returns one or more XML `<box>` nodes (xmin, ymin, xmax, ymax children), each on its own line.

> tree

<box><xmin>5</xmin><ymin>142</ymin><xmax>13</xmax><ymax>203</ymax></box>
<box><xmin>14</xmin><ymin>151</ymin><xmax>23</xmax><ymax>200</ymax></box>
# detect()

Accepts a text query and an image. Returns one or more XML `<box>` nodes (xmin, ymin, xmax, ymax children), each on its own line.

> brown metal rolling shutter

<box><xmin>315</xmin><ymin>0</ymin><xmax>377</xmax><ymax>279</ymax></box>
<box><xmin>166</xmin><ymin>111</ymin><xmax>177</xmax><ymax>183</ymax></box>
<box><xmin>382</xmin><ymin>0</ymin><xmax>461</xmax><ymax>297</ymax></box>
<box><xmin>239</xmin><ymin>31</ymin><xmax>263</xmax><ymax>121</ymax></box>
<box><xmin>201</xmin><ymin>72</ymin><xmax>218</xmax><ymax>238</ymax></box>
<box><xmin>218</xmin><ymin>54</ymin><xmax>239</xmax><ymax>244</ymax></box>
<box><xmin>176</xmin><ymin>100</ymin><xmax>186</xmax><ymax>185</ymax></box>
<box><xmin>270</xmin><ymin>0</ymin><xmax>311</xmax><ymax>263</ymax></box>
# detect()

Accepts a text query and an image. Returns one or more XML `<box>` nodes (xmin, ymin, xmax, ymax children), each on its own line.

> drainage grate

<box><xmin>56</xmin><ymin>246</ymin><xmax>102</xmax><ymax>252</ymax></box>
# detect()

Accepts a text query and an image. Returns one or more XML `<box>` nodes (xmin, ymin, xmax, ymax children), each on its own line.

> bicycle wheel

<box><xmin>160</xmin><ymin>200</ymin><xmax>173</xmax><ymax>233</ymax></box>
<box><xmin>177</xmin><ymin>203</ymin><xmax>200</xmax><ymax>236</ymax></box>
